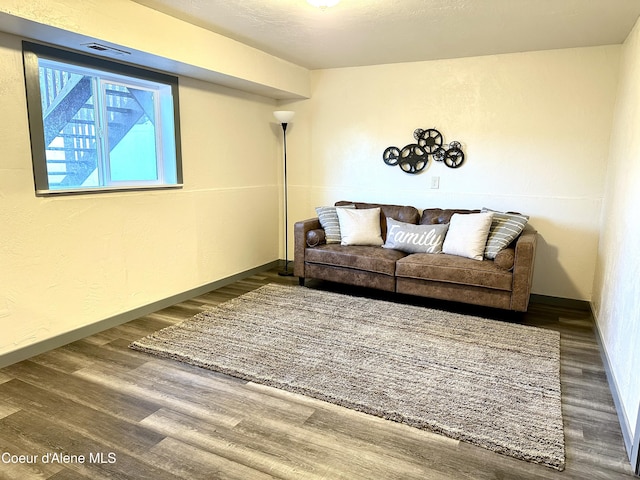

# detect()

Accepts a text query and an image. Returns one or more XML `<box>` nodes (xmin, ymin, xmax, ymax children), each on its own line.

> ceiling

<box><xmin>132</xmin><ymin>0</ymin><xmax>640</xmax><ymax>70</ymax></box>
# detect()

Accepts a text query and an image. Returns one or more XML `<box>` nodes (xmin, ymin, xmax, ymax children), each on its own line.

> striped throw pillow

<box><xmin>482</xmin><ymin>208</ymin><xmax>529</xmax><ymax>259</ymax></box>
<box><xmin>315</xmin><ymin>204</ymin><xmax>355</xmax><ymax>244</ymax></box>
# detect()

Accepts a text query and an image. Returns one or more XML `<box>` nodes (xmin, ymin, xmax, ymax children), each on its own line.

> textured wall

<box><xmin>0</xmin><ymin>0</ymin><xmax>309</xmax><ymax>99</ymax></box>
<box><xmin>0</xmin><ymin>31</ymin><xmax>280</xmax><ymax>356</ymax></box>
<box><xmin>592</xmin><ymin>17</ymin><xmax>640</xmax><ymax>437</ymax></box>
<box><xmin>283</xmin><ymin>46</ymin><xmax>620</xmax><ymax>301</ymax></box>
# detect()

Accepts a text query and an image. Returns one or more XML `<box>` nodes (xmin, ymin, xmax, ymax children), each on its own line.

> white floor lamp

<box><xmin>273</xmin><ymin>110</ymin><xmax>295</xmax><ymax>276</ymax></box>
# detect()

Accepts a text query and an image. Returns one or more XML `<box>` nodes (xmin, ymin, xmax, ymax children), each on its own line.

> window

<box><xmin>23</xmin><ymin>42</ymin><xmax>182</xmax><ymax>195</ymax></box>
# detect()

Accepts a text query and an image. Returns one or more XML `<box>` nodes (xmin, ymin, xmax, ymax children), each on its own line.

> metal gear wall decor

<box><xmin>383</xmin><ymin>128</ymin><xmax>465</xmax><ymax>174</ymax></box>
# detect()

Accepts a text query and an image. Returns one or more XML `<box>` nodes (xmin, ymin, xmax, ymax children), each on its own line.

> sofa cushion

<box><xmin>420</xmin><ymin>208</ymin><xmax>480</xmax><ymax>225</ymax></box>
<box><xmin>306</xmin><ymin>244</ymin><xmax>407</xmax><ymax>276</ymax></box>
<box><xmin>336</xmin><ymin>207</ymin><xmax>384</xmax><ymax>246</ymax></box>
<box><xmin>383</xmin><ymin>218</ymin><xmax>449</xmax><ymax>254</ymax></box>
<box><xmin>396</xmin><ymin>253</ymin><xmax>513</xmax><ymax>291</ymax></box>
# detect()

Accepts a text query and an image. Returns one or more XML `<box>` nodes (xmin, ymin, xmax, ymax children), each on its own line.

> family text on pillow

<box><xmin>384</xmin><ymin>218</ymin><xmax>448</xmax><ymax>254</ymax></box>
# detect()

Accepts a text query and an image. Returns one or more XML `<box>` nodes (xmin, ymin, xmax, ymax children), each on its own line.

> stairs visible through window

<box><xmin>23</xmin><ymin>41</ymin><xmax>182</xmax><ymax>195</ymax></box>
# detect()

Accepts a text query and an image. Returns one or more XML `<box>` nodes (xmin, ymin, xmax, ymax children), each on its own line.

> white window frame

<box><xmin>23</xmin><ymin>41</ymin><xmax>183</xmax><ymax>196</ymax></box>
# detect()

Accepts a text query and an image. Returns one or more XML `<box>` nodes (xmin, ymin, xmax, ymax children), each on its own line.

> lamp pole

<box><xmin>273</xmin><ymin>111</ymin><xmax>295</xmax><ymax>276</ymax></box>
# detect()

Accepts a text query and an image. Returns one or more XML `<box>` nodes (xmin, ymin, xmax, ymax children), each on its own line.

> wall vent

<box><xmin>82</xmin><ymin>43</ymin><xmax>131</xmax><ymax>56</ymax></box>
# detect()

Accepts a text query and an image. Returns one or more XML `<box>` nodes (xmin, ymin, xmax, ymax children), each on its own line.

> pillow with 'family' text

<box><xmin>383</xmin><ymin>217</ymin><xmax>449</xmax><ymax>253</ymax></box>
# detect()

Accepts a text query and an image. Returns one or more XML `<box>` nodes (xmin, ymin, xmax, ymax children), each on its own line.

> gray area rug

<box><xmin>130</xmin><ymin>284</ymin><xmax>565</xmax><ymax>470</ymax></box>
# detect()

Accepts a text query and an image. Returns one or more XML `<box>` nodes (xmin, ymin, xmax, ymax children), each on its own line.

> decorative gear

<box><xmin>433</xmin><ymin>147</ymin><xmax>446</xmax><ymax>162</ymax></box>
<box><xmin>416</xmin><ymin>128</ymin><xmax>443</xmax><ymax>153</ymax></box>
<box><xmin>444</xmin><ymin>147</ymin><xmax>464</xmax><ymax>168</ymax></box>
<box><xmin>383</xmin><ymin>127</ymin><xmax>465</xmax><ymax>173</ymax></box>
<box><xmin>398</xmin><ymin>144</ymin><xmax>428</xmax><ymax>174</ymax></box>
<box><xmin>383</xmin><ymin>146</ymin><xmax>400</xmax><ymax>166</ymax></box>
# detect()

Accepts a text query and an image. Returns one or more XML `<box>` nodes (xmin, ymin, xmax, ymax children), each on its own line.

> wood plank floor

<box><xmin>0</xmin><ymin>269</ymin><xmax>636</xmax><ymax>479</ymax></box>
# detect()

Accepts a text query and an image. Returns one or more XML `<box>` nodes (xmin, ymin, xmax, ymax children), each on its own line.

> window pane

<box><xmin>40</xmin><ymin>65</ymin><xmax>99</xmax><ymax>189</ymax></box>
<box><xmin>105</xmin><ymin>84</ymin><xmax>159</xmax><ymax>182</ymax></box>
<box><xmin>24</xmin><ymin>41</ymin><xmax>182</xmax><ymax>195</ymax></box>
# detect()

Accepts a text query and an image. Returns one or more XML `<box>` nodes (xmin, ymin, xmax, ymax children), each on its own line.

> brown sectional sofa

<box><xmin>294</xmin><ymin>201</ymin><xmax>538</xmax><ymax>312</ymax></box>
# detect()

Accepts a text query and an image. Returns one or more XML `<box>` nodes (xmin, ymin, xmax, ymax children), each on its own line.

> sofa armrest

<box><xmin>510</xmin><ymin>225</ymin><xmax>538</xmax><ymax>311</ymax></box>
<box><xmin>294</xmin><ymin>217</ymin><xmax>322</xmax><ymax>278</ymax></box>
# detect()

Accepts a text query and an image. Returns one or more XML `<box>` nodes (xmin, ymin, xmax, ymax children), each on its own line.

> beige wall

<box><xmin>0</xmin><ymin>30</ymin><xmax>281</xmax><ymax>356</ymax></box>
<box><xmin>1</xmin><ymin>7</ymin><xmax>636</xmax><ymax>443</ymax></box>
<box><xmin>1</xmin><ymin>0</ymin><xmax>636</xmax><ymax>461</ymax></box>
<box><xmin>0</xmin><ymin>0</ymin><xmax>309</xmax><ymax>99</ymax></box>
<box><xmin>284</xmin><ymin>46</ymin><xmax>621</xmax><ymax>301</ymax></box>
<box><xmin>592</xmin><ymin>17</ymin><xmax>640</xmax><ymax>438</ymax></box>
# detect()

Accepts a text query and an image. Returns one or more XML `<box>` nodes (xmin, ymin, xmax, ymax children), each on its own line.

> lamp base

<box><xmin>278</xmin><ymin>261</ymin><xmax>294</xmax><ymax>276</ymax></box>
<box><xmin>278</xmin><ymin>269</ymin><xmax>294</xmax><ymax>277</ymax></box>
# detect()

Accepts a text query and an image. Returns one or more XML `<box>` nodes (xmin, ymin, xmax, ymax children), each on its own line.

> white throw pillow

<box><xmin>442</xmin><ymin>212</ymin><xmax>494</xmax><ymax>260</ymax></box>
<box><xmin>336</xmin><ymin>207</ymin><xmax>384</xmax><ymax>246</ymax></box>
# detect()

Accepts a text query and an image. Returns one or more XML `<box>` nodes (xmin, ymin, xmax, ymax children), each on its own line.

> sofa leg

<box><xmin>299</xmin><ymin>277</ymin><xmax>305</xmax><ymax>286</ymax></box>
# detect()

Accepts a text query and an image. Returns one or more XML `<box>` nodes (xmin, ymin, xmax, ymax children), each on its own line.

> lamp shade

<box><xmin>273</xmin><ymin>110</ymin><xmax>295</xmax><ymax>124</ymax></box>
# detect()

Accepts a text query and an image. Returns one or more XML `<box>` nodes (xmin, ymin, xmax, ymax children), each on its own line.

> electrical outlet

<box><xmin>431</xmin><ymin>176</ymin><xmax>440</xmax><ymax>189</ymax></box>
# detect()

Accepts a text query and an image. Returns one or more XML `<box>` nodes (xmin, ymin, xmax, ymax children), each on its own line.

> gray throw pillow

<box><xmin>482</xmin><ymin>208</ymin><xmax>529</xmax><ymax>259</ymax></box>
<box><xmin>315</xmin><ymin>204</ymin><xmax>355</xmax><ymax>244</ymax></box>
<box><xmin>383</xmin><ymin>217</ymin><xmax>449</xmax><ymax>254</ymax></box>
